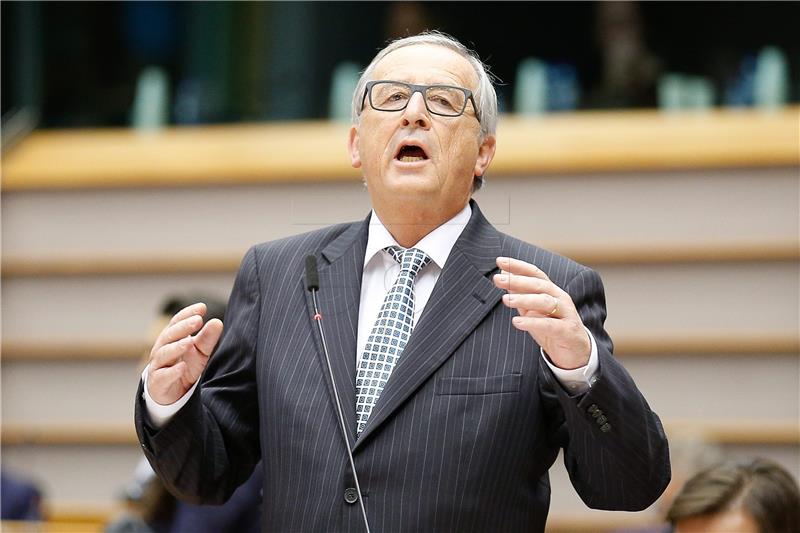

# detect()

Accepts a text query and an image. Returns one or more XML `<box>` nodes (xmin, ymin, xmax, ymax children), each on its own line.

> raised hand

<box><xmin>493</xmin><ymin>257</ymin><xmax>590</xmax><ymax>370</ymax></box>
<box><xmin>146</xmin><ymin>302</ymin><xmax>224</xmax><ymax>405</ymax></box>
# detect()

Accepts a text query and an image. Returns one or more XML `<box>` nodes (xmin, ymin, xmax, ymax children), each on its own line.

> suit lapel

<box><xmin>355</xmin><ymin>202</ymin><xmax>504</xmax><ymax>448</ymax></box>
<box><xmin>305</xmin><ymin>216</ymin><xmax>370</xmax><ymax>449</ymax></box>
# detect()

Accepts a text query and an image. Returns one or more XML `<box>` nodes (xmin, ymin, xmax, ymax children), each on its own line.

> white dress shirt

<box><xmin>144</xmin><ymin>202</ymin><xmax>598</xmax><ymax>426</ymax></box>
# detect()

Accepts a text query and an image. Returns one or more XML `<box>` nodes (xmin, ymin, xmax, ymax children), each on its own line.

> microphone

<box><xmin>305</xmin><ymin>255</ymin><xmax>371</xmax><ymax>533</ymax></box>
<box><xmin>304</xmin><ymin>255</ymin><xmax>319</xmax><ymax>291</ymax></box>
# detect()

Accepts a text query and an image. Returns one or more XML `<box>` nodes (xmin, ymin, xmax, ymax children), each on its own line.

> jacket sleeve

<box><xmin>539</xmin><ymin>267</ymin><xmax>671</xmax><ymax>511</ymax></box>
<box><xmin>134</xmin><ymin>246</ymin><xmax>262</xmax><ymax>504</ymax></box>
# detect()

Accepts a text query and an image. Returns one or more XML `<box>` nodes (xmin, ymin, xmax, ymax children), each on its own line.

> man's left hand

<box><xmin>493</xmin><ymin>257</ymin><xmax>591</xmax><ymax>370</ymax></box>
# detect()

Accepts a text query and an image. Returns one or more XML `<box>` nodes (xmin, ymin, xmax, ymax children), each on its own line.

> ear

<box><xmin>473</xmin><ymin>135</ymin><xmax>496</xmax><ymax>178</ymax></box>
<box><xmin>348</xmin><ymin>126</ymin><xmax>362</xmax><ymax>169</ymax></box>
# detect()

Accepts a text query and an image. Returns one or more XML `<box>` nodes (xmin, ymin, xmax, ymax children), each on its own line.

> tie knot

<box><xmin>385</xmin><ymin>246</ymin><xmax>431</xmax><ymax>278</ymax></box>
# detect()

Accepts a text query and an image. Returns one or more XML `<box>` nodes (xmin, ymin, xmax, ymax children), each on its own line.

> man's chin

<box><xmin>384</xmin><ymin>179</ymin><xmax>440</xmax><ymax>199</ymax></box>
<box><xmin>387</xmin><ymin>160</ymin><xmax>441</xmax><ymax>181</ymax></box>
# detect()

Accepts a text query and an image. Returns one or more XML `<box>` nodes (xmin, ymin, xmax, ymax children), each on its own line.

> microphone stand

<box><xmin>306</xmin><ymin>255</ymin><xmax>371</xmax><ymax>533</ymax></box>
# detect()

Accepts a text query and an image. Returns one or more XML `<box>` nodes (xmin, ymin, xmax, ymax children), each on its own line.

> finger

<box><xmin>193</xmin><ymin>318</ymin><xmax>224</xmax><ymax>357</ymax></box>
<box><xmin>511</xmin><ymin>315</ymin><xmax>591</xmax><ymax>370</ymax></box>
<box><xmin>496</xmin><ymin>257</ymin><xmax>550</xmax><ymax>281</ymax></box>
<box><xmin>510</xmin><ymin>315</ymin><xmax>558</xmax><ymax>337</ymax></box>
<box><xmin>493</xmin><ymin>272</ymin><xmax>560</xmax><ymax>297</ymax></box>
<box><xmin>168</xmin><ymin>302</ymin><xmax>207</xmax><ymax>327</ymax></box>
<box><xmin>152</xmin><ymin>314</ymin><xmax>204</xmax><ymax>353</ymax></box>
<box><xmin>151</xmin><ymin>318</ymin><xmax>222</xmax><ymax>376</ymax></box>
<box><xmin>502</xmin><ymin>293</ymin><xmax>561</xmax><ymax>317</ymax></box>
<box><xmin>148</xmin><ymin>361</ymin><xmax>192</xmax><ymax>405</ymax></box>
<box><xmin>150</xmin><ymin>335</ymin><xmax>193</xmax><ymax>371</ymax></box>
<box><xmin>149</xmin><ymin>359</ymin><xmax>186</xmax><ymax>388</ymax></box>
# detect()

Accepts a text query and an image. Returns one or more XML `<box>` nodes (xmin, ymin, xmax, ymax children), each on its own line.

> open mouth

<box><xmin>395</xmin><ymin>144</ymin><xmax>429</xmax><ymax>163</ymax></box>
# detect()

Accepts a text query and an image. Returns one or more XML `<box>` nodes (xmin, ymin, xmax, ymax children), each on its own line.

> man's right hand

<box><xmin>147</xmin><ymin>302</ymin><xmax>224</xmax><ymax>405</ymax></box>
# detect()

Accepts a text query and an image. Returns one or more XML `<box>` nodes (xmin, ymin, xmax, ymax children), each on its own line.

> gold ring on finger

<box><xmin>547</xmin><ymin>298</ymin><xmax>559</xmax><ymax>317</ymax></box>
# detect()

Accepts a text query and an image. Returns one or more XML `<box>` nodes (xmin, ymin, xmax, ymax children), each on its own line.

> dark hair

<box><xmin>161</xmin><ymin>294</ymin><xmax>227</xmax><ymax>322</ymax></box>
<box><xmin>666</xmin><ymin>458</ymin><xmax>800</xmax><ymax>533</ymax></box>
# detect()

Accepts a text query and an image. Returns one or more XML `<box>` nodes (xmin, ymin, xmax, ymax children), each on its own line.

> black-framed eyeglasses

<box><xmin>360</xmin><ymin>80</ymin><xmax>480</xmax><ymax>123</ymax></box>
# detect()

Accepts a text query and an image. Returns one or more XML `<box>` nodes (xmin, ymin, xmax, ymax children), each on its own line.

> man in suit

<box><xmin>136</xmin><ymin>32</ymin><xmax>670</xmax><ymax>532</ymax></box>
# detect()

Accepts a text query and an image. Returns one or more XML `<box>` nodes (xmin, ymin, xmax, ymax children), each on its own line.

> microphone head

<box><xmin>305</xmin><ymin>255</ymin><xmax>320</xmax><ymax>291</ymax></box>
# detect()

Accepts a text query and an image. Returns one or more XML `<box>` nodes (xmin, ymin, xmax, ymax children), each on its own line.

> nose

<box><xmin>400</xmin><ymin>91</ymin><xmax>431</xmax><ymax>130</ymax></box>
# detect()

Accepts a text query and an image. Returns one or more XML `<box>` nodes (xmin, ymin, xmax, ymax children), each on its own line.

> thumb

<box><xmin>193</xmin><ymin>318</ymin><xmax>224</xmax><ymax>356</ymax></box>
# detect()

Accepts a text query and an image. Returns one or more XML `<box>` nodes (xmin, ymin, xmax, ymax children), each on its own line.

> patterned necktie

<box><xmin>355</xmin><ymin>246</ymin><xmax>431</xmax><ymax>435</ymax></box>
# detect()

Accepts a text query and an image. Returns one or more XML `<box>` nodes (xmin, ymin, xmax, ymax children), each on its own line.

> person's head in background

<box><xmin>667</xmin><ymin>458</ymin><xmax>800</xmax><ymax>533</ymax></box>
<box><xmin>160</xmin><ymin>295</ymin><xmax>226</xmax><ymax>324</ymax></box>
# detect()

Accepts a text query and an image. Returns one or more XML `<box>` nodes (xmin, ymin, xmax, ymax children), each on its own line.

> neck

<box><xmin>374</xmin><ymin>200</ymin><xmax>468</xmax><ymax>248</ymax></box>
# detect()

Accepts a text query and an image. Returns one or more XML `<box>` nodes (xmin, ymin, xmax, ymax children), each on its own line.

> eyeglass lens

<box><xmin>370</xmin><ymin>82</ymin><xmax>467</xmax><ymax>116</ymax></box>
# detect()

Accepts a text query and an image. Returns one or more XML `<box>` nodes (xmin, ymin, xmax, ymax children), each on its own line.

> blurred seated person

<box><xmin>167</xmin><ymin>468</ymin><xmax>261</xmax><ymax>533</ymax></box>
<box><xmin>108</xmin><ymin>294</ymin><xmax>261</xmax><ymax>533</ymax></box>
<box><xmin>587</xmin><ymin>1</ymin><xmax>662</xmax><ymax>109</ymax></box>
<box><xmin>667</xmin><ymin>458</ymin><xmax>800</xmax><ymax>533</ymax></box>
<box><xmin>1</xmin><ymin>470</ymin><xmax>42</xmax><ymax>521</ymax></box>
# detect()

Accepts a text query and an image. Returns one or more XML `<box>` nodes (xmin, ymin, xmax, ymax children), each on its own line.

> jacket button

<box><xmin>600</xmin><ymin>423</ymin><xmax>612</xmax><ymax>433</ymax></box>
<box><xmin>587</xmin><ymin>404</ymin><xmax>599</xmax><ymax>414</ymax></box>
<box><xmin>344</xmin><ymin>487</ymin><xmax>359</xmax><ymax>504</ymax></box>
<box><xmin>596</xmin><ymin>415</ymin><xmax>608</xmax><ymax>425</ymax></box>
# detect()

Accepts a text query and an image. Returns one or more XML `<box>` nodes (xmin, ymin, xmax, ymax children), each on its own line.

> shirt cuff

<box><xmin>141</xmin><ymin>364</ymin><xmax>199</xmax><ymax>428</ymax></box>
<box><xmin>540</xmin><ymin>326</ymin><xmax>599</xmax><ymax>395</ymax></box>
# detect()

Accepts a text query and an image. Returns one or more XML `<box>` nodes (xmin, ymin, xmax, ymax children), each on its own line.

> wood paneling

<box><xmin>3</xmin><ymin>108</ymin><xmax>797</xmax><ymax>191</ymax></box>
<box><xmin>3</xmin><ymin>242</ymin><xmax>796</xmax><ymax>278</ymax></box>
<box><xmin>3</xmin><ymin>333</ymin><xmax>796</xmax><ymax>362</ymax></box>
<box><xmin>3</xmin><ymin>419</ymin><xmax>796</xmax><ymax>446</ymax></box>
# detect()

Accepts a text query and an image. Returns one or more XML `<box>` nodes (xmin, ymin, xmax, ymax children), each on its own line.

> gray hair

<box><xmin>351</xmin><ymin>31</ymin><xmax>498</xmax><ymax>141</ymax></box>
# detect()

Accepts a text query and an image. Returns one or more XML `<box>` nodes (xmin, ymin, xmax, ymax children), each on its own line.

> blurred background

<box><xmin>3</xmin><ymin>1</ymin><xmax>800</xmax><ymax>128</ymax></box>
<box><xmin>1</xmin><ymin>1</ymin><xmax>798</xmax><ymax>532</ymax></box>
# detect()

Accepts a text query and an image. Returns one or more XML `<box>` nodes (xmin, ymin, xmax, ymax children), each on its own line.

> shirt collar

<box><xmin>365</xmin><ymin>203</ymin><xmax>472</xmax><ymax>270</ymax></box>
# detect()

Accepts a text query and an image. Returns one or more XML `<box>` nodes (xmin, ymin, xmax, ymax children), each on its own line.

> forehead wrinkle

<box><xmin>373</xmin><ymin>46</ymin><xmax>478</xmax><ymax>91</ymax></box>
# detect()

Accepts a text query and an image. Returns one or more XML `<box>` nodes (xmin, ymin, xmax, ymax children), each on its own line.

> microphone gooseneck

<box><xmin>305</xmin><ymin>255</ymin><xmax>371</xmax><ymax>533</ymax></box>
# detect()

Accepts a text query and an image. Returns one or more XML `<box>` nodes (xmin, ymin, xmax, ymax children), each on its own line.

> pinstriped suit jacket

<box><xmin>135</xmin><ymin>200</ymin><xmax>670</xmax><ymax>532</ymax></box>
